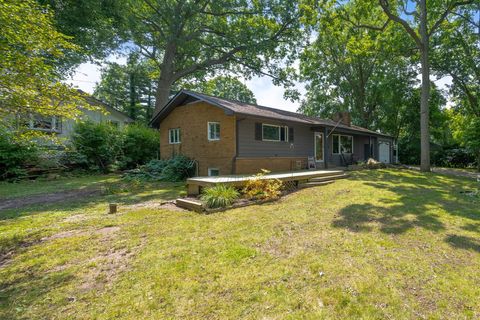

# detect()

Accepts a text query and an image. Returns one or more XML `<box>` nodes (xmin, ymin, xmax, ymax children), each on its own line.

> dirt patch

<box><xmin>125</xmin><ymin>200</ymin><xmax>186</xmax><ymax>212</ymax></box>
<box><xmin>0</xmin><ymin>188</ymin><xmax>101</xmax><ymax>211</ymax></box>
<box><xmin>41</xmin><ymin>226</ymin><xmax>120</xmax><ymax>243</ymax></box>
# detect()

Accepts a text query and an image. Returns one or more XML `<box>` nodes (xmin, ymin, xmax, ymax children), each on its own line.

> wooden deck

<box><xmin>186</xmin><ymin>169</ymin><xmax>344</xmax><ymax>195</ymax></box>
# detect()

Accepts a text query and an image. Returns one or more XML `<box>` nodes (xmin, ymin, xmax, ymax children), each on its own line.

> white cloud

<box><xmin>67</xmin><ymin>58</ymin><xmax>308</xmax><ymax>112</ymax></box>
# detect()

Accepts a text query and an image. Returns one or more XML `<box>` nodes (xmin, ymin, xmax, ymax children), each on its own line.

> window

<box><xmin>208</xmin><ymin>122</ymin><xmax>220</xmax><ymax>141</ymax></box>
<box><xmin>332</xmin><ymin>134</ymin><xmax>353</xmax><ymax>154</ymax></box>
<box><xmin>262</xmin><ymin>124</ymin><xmax>288</xmax><ymax>142</ymax></box>
<box><xmin>208</xmin><ymin>168</ymin><xmax>220</xmax><ymax>176</ymax></box>
<box><xmin>28</xmin><ymin>114</ymin><xmax>62</xmax><ymax>133</ymax></box>
<box><xmin>168</xmin><ymin>128</ymin><xmax>181</xmax><ymax>144</ymax></box>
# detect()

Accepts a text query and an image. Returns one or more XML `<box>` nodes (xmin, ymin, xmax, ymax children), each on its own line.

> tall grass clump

<box><xmin>201</xmin><ymin>184</ymin><xmax>239</xmax><ymax>208</ymax></box>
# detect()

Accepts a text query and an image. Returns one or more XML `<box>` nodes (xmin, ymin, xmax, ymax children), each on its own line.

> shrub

<box><xmin>123</xmin><ymin>156</ymin><xmax>196</xmax><ymax>182</ymax></box>
<box><xmin>201</xmin><ymin>184</ymin><xmax>239</xmax><ymax>208</ymax></box>
<box><xmin>71</xmin><ymin>121</ymin><xmax>123</xmax><ymax>172</ymax></box>
<box><xmin>0</xmin><ymin>128</ymin><xmax>39</xmax><ymax>181</ymax></box>
<box><xmin>121</xmin><ymin>124</ymin><xmax>159</xmax><ymax>169</ymax></box>
<box><xmin>242</xmin><ymin>169</ymin><xmax>283</xmax><ymax>200</ymax></box>
<box><xmin>160</xmin><ymin>155</ymin><xmax>196</xmax><ymax>182</ymax></box>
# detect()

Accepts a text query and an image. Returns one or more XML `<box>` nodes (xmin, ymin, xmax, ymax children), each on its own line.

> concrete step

<box><xmin>309</xmin><ymin>173</ymin><xmax>349</xmax><ymax>182</ymax></box>
<box><xmin>299</xmin><ymin>180</ymin><xmax>335</xmax><ymax>189</ymax></box>
<box><xmin>175</xmin><ymin>198</ymin><xmax>204</xmax><ymax>212</ymax></box>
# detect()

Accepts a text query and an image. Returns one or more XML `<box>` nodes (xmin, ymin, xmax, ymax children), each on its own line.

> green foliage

<box><xmin>300</xmin><ymin>0</ymin><xmax>416</xmax><ymax>133</ymax></box>
<box><xmin>123</xmin><ymin>156</ymin><xmax>196</xmax><ymax>182</ymax></box>
<box><xmin>94</xmin><ymin>52</ymin><xmax>157</xmax><ymax>123</ymax></box>
<box><xmin>121</xmin><ymin>124</ymin><xmax>159</xmax><ymax>169</ymax></box>
<box><xmin>0</xmin><ymin>128</ymin><xmax>39</xmax><ymax>181</ymax></box>
<box><xmin>0</xmin><ymin>0</ymin><xmax>93</xmax><ymax>122</ymax></box>
<box><xmin>71</xmin><ymin>121</ymin><xmax>123</xmax><ymax>172</ymax></box>
<box><xmin>201</xmin><ymin>184</ymin><xmax>240</xmax><ymax>208</ymax></box>
<box><xmin>38</xmin><ymin>0</ymin><xmax>127</xmax><ymax>68</ymax></box>
<box><xmin>184</xmin><ymin>76</ymin><xmax>257</xmax><ymax>104</ymax></box>
<box><xmin>242</xmin><ymin>169</ymin><xmax>283</xmax><ymax>200</ymax></box>
<box><xmin>160</xmin><ymin>156</ymin><xmax>196</xmax><ymax>182</ymax></box>
<box><xmin>123</xmin><ymin>0</ymin><xmax>308</xmax><ymax>109</ymax></box>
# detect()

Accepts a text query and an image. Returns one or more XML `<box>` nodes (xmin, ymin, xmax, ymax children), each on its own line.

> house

<box><xmin>23</xmin><ymin>93</ymin><xmax>133</xmax><ymax>141</ymax></box>
<box><xmin>150</xmin><ymin>90</ymin><xmax>396</xmax><ymax>176</ymax></box>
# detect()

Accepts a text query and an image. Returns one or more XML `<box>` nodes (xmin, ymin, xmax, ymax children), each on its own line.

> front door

<box><xmin>314</xmin><ymin>132</ymin><xmax>324</xmax><ymax>162</ymax></box>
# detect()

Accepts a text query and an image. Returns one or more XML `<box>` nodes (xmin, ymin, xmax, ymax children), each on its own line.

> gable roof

<box><xmin>150</xmin><ymin>90</ymin><xmax>392</xmax><ymax>137</ymax></box>
<box><xmin>78</xmin><ymin>90</ymin><xmax>134</xmax><ymax>122</ymax></box>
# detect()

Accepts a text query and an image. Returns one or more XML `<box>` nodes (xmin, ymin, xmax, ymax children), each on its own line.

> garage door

<box><xmin>379</xmin><ymin>141</ymin><xmax>390</xmax><ymax>164</ymax></box>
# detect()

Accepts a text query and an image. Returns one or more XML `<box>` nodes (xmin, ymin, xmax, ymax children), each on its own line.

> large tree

<box><xmin>300</xmin><ymin>0</ymin><xmax>417</xmax><ymax>135</ymax></box>
<box><xmin>38</xmin><ymin>0</ymin><xmax>127</xmax><ymax>69</ymax></box>
<box><xmin>123</xmin><ymin>0</ymin><xmax>310</xmax><ymax>115</ymax></box>
<box><xmin>184</xmin><ymin>76</ymin><xmax>257</xmax><ymax>104</ymax></box>
<box><xmin>94</xmin><ymin>52</ymin><xmax>156</xmax><ymax>123</ymax></box>
<box><xmin>0</xmin><ymin>0</ymin><xmax>93</xmax><ymax>125</ymax></box>
<box><xmin>370</xmin><ymin>0</ymin><xmax>476</xmax><ymax>171</ymax></box>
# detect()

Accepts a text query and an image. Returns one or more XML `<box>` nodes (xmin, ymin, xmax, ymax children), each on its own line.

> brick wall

<box><xmin>159</xmin><ymin>101</ymin><xmax>236</xmax><ymax>176</ymax></box>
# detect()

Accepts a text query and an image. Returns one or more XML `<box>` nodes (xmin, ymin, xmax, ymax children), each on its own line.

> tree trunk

<box><xmin>419</xmin><ymin>0</ymin><xmax>431</xmax><ymax>172</ymax></box>
<box><xmin>154</xmin><ymin>75</ymin><xmax>174</xmax><ymax>115</ymax></box>
<box><xmin>153</xmin><ymin>42</ymin><xmax>177</xmax><ymax>116</ymax></box>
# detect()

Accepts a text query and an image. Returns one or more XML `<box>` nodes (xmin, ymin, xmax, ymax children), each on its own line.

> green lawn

<box><xmin>0</xmin><ymin>174</ymin><xmax>122</xmax><ymax>199</ymax></box>
<box><xmin>0</xmin><ymin>169</ymin><xmax>479</xmax><ymax>319</ymax></box>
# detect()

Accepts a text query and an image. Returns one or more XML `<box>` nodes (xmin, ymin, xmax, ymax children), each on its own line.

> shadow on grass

<box><xmin>0</xmin><ymin>266</ymin><xmax>75</xmax><ymax>319</ymax></box>
<box><xmin>445</xmin><ymin>235</ymin><xmax>480</xmax><ymax>253</ymax></box>
<box><xmin>0</xmin><ymin>180</ymin><xmax>185</xmax><ymax>221</ymax></box>
<box><xmin>333</xmin><ymin>169</ymin><xmax>480</xmax><ymax>249</ymax></box>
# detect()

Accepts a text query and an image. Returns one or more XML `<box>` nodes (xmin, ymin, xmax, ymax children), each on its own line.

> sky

<box><xmin>67</xmin><ymin>58</ymin><xmax>452</xmax><ymax>113</ymax></box>
<box><xmin>66</xmin><ymin>58</ymin><xmax>306</xmax><ymax>113</ymax></box>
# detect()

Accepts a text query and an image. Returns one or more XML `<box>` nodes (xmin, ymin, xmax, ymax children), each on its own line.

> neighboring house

<box><xmin>150</xmin><ymin>90</ymin><xmax>396</xmax><ymax>176</ymax></box>
<box><xmin>24</xmin><ymin>93</ymin><xmax>133</xmax><ymax>141</ymax></box>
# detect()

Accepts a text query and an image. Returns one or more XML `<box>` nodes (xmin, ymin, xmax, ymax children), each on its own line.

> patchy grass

<box><xmin>0</xmin><ymin>174</ymin><xmax>122</xmax><ymax>200</ymax></box>
<box><xmin>0</xmin><ymin>169</ymin><xmax>479</xmax><ymax>319</ymax></box>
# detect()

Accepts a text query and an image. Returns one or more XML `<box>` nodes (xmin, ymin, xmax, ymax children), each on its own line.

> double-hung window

<box><xmin>332</xmin><ymin>134</ymin><xmax>353</xmax><ymax>154</ymax></box>
<box><xmin>169</xmin><ymin>128</ymin><xmax>181</xmax><ymax>144</ymax></box>
<box><xmin>262</xmin><ymin>124</ymin><xmax>288</xmax><ymax>142</ymax></box>
<box><xmin>208</xmin><ymin>122</ymin><xmax>220</xmax><ymax>141</ymax></box>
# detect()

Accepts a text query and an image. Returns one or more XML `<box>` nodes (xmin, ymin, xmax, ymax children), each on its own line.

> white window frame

<box><xmin>207</xmin><ymin>122</ymin><xmax>220</xmax><ymax>141</ymax></box>
<box><xmin>168</xmin><ymin>128</ymin><xmax>181</xmax><ymax>144</ymax></box>
<box><xmin>262</xmin><ymin>124</ymin><xmax>288</xmax><ymax>142</ymax></box>
<box><xmin>208</xmin><ymin>168</ymin><xmax>220</xmax><ymax>176</ymax></box>
<box><xmin>28</xmin><ymin>114</ymin><xmax>62</xmax><ymax>133</ymax></box>
<box><xmin>332</xmin><ymin>134</ymin><xmax>354</xmax><ymax>154</ymax></box>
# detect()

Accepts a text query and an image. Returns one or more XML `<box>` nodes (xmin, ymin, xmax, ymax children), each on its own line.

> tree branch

<box><xmin>378</xmin><ymin>0</ymin><xmax>422</xmax><ymax>46</ymax></box>
<box><xmin>428</xmin><ymin>0</ymin><xmax>474</xmax><ymax>36</ymax></box>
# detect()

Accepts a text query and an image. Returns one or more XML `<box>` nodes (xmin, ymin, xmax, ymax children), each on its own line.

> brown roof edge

<box><xmin>149</xmin><ymin>89</ymin><xmax>393</xmax><ymax>138</ymax></box>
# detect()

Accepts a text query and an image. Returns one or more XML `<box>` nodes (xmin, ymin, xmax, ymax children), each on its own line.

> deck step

<box><xmin>309</xmin><ymin>173</ymin><xmax>349</xmax><ymax>182</ymax></box>
<box><xmin>299</xmin><ymin>181</ymin><xmax>335</xmax><ymax>189</ymax></box>
<box><xmin>175</xmin><ymin>198</ymin><xmax>204</xmax><ymax>212</ymax></box>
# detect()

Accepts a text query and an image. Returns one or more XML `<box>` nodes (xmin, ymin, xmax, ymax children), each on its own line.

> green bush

<box><xmin>0</xmin><ymin>128</ymin><xmax>39</xmax><ymax>181</ymax></box>
<box><xmin>201</xmin><ymin>184</ymin><xmax>239</xmax><ymax>208</ymax></box>
<box><xmin>123</xmin><ymin>156</ymin><xmax>196</xmax><ymax>182</ymax></box>
<box><xmin>161</xmin><ymin>155</ymin><xmax>196</xmax><ymax>182</ymax></box>
<box><xmin>71</xmin><ymin>121</ymin><xmax>123</xmax><ymax>172</ymax></box>
<box><xmin>121</xmin><ymin>124</ymin><xmax>159</xmax><ymax>169</ymax></box>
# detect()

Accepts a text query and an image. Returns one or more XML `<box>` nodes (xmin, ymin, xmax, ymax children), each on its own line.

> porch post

<box><xmin>323</xmin><ymin>126</ymin><xmax>329</xmax><ymax>169</ymax></box>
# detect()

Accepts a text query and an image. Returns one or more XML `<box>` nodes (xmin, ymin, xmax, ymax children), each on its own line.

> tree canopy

<box><xmin>0</xmin><ymin>0</ymin><xmax>94</xmax><ymax>125</ymax></box>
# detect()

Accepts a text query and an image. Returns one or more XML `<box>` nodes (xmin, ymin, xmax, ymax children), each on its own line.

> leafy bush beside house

<box><xmin>0</xmin><ymin>128</ymin><xmax>39</xmax><ymax>181</ymax></box>
<box><xmin>121</xmin><ymin>124</ymin><xmax>159</xmax><ymax>169</ymax></box>
<box><xmin>70</xmin><ymin>121</ymin><xmax>123</xmax><ymax>172</ymax></box>
<box><xmin>123</xmin><ymin>156</ymin><xmax>196</xmax><ymax>182</ymax></box>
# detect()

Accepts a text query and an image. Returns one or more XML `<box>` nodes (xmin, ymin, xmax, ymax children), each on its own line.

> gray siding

<box><xmin>236</xmin><ymin>116</ymin><xmax>395</xmax><ymax>165</ymax></box>
<box><xmin>237</xmin><ymin>117</ymin><xmax>315</xmax><ymax>157</ymax></box>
